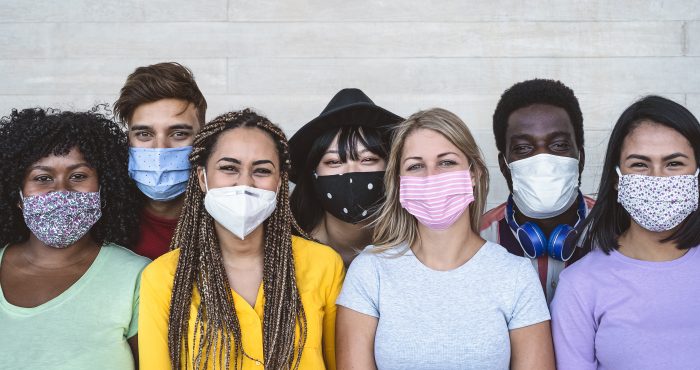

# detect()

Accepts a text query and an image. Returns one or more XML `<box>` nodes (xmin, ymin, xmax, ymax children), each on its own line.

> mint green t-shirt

<box><xmin>0</xmin><ymin>243</ymin><xmax>150</xmax><ymax>370</ymax></box>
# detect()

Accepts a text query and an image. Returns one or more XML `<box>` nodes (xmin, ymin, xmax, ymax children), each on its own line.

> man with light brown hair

<box><xmin>114</xmin><ymin>62</ymin><xmax>207</xmax><ymax>260</ymax></box>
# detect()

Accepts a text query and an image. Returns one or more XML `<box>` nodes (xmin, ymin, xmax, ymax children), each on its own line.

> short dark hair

<box><xmin>493</xmin><ymin>79</ymin><xmax>583</xmax><ymax>153</ymax></box>
<box><xmin>0</xmin><ymin>107</ymin><xmax>142</xmax><ymax>248</ymax></box>
<box><xmin>578</xmin><ymin>95</ymin><xmax>700</xmax><ymax>253</ymax></box>
<box><xmin>113</xmin><ymin>62</ymin><xmax>207</xmax><ymax>125</ymax></box>
<box><xmin>290</xmin><ymin>125</ymin><xmax>388</xmax><ymax>233</ymax></box>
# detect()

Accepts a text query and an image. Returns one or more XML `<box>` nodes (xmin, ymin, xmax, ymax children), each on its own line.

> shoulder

<box><xmin>141</xmin><ymin>248</ymin><xmax>180</xmax><ymax>283</ymax></box>
<box><xmin>478</xmin><ymin>241</ymin><xmax>530</xmax><ymax>268</ymax></box>
<box><xmin>101</xmin><ymin>243</ymin><xmax>151</xmax><ymax>272</ymax></box>
<box><xmin>292</xmin><ymin>235</ymin><xmax>343</xmax><ymax>267</ymax></box>
<box><xmin>559</xmin><ymin>247</ymin><xmax>609</xmax><ymax>284</ymax></box>
<box><xmin>480</xmin><ymin>202</ymin><xmax>507</xmax><ymax>231</ymax></box>
<box><xmin>291</xmin><ymin>236</ymin><xmax>344</xmax><ymax>282</ymax></box>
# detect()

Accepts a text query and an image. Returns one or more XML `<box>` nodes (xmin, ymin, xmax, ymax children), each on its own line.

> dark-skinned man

<box><xmin>481</xmin><ymin>79</ymin><xmax>594</xmax><ymax>304</ymax></box>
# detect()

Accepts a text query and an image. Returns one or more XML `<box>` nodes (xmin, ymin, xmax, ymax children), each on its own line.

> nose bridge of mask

<box><xmin>617</xmin><ymin>166</ymin><xmax>700</xmax><ymax>178</ymax></box>
<box><xmin>129</xmin><ymin>146</ymin><xmax>193</xmax><ymax>170</ymax></box>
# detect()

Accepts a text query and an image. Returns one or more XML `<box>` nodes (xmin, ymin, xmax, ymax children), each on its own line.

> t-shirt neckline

<box><xmin>0</xmin><ymin>244</ymin><xmax>110</xmax><ymax>315</ymax></box>
<box><xmin>610</xmin><ymin>244</ymin><xmax>698</xmax><ymax>269</ymax></box>
<box><xmin>405</xmin><ymin>240</ymin><xmax>490</xmax><ymax>274</ymax></box>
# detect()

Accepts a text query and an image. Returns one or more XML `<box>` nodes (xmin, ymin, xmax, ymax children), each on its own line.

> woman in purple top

<box><xmin>551</xmin><ymin>95</ymin><xmax>700</xmax><ymax>370</ymax></box>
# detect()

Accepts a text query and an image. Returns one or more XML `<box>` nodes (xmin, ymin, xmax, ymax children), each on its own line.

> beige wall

<box><xmin>1</xmin><ymin>0</ymin><xmax>699</xmax><ymax>208</ymax></box>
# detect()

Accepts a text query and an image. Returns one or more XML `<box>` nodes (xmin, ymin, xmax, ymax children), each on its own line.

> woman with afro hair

<box><xmin>0</xmin><ymin>108</ymin><xmax>149</xmax><ymax>369</ymax></box>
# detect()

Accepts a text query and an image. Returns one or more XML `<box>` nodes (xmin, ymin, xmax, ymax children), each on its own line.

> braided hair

<box><xmin>167</xmin><ymin>109</ymin><xmax>309</xmax><ymax>370</ymax></box>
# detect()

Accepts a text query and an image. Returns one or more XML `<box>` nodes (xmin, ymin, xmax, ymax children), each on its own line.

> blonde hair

<box><xmin>372</xmin><ymin>108</ymin><xmax>489</xmax><ymax>253</ymax></box>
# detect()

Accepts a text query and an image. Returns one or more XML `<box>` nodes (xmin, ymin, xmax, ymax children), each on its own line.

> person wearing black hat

<box><xmin>289</xmin><ymin>88</ymin><xmax>403</xmax><ymax>265</ymax></box>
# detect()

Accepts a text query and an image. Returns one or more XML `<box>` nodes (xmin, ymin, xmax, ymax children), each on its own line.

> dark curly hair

<box><xmin>493</xmin><ymin>78</ymin><xmax>584</xmax><ymax>154</ymax></box>
<box><xmin>0</xmin><ymin>107</ymin><xmax>142</xmax><ymax>248</ymax></box>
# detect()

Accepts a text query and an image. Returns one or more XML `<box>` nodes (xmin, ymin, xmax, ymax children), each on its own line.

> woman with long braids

<box><xmin>139</xmin><ymin>109</ymin><xmax>344</xmax><ymax>369</ymax></box>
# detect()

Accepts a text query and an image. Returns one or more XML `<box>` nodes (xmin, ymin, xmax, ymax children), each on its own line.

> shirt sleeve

<box><xmin>126</xmin><ymin>272</ymin><xmax>142</xmax><ymax>339</ymax></box>
<box><xmin>551</xmin><ymin>271</ymin><xmax>597</xmax><ymax>370</ymax></box>
<box><xmin>322</xmin><ymin>251</ymin><xmax>346</xmax><ymax>370</ymax></box>
<box><xmin>508</xmin><ymin>259</ymin><xmax>551</xmax><ymax>330</ymax></box>
<box><xmin>138</xmin><ymin>261</ymin><xmax>174</xmax><ymax>369</ymax></box>
<box><xmin>335</xmin><ymin>251</ymin><xmax>380</xmax><ymax>318</ymax></box>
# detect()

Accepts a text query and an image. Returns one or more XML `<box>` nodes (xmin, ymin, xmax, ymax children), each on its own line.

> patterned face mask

<box><xmin>617</xmin><ymin>167</ymin><xmax>699</xmax><ymax>232</ymax></box>
<box><xmin>399</xmin><ymin>170</ymin><xmax>475</xmax><ymax>230</ymax></box>
<box><xmin>128</xmin><ymin>146</ymin><xmax>192</xmax><ymax>201</ymax></box>
<box><xmin>313</xmin><ymin>171</ymin><xmax>385</xmax><ymax>224</ymax></box>
<box><xmin>21</xmin><ymin>190</ymin><xmax>102</xmax><ymax>248</ymax></box>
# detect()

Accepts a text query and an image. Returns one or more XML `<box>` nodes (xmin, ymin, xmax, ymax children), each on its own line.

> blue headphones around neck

<box><xmin>505</xmin><ymin>193</ymin><xmax>586</xmax><ymax>262</ymax></box>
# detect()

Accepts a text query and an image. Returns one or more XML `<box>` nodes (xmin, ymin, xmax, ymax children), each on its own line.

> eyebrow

<box><xmin>129</xmin><ymin>123</ymin><xmax>195</xmax><ymax>131</ymax></box>
<box><xmin>253</xmin><ymin>159</ymin><xmax>275</xmax><ymax>167</ymax></box>
<box><xmin>625</xmin><ymin>153</ymin><xmax>689</xmax><ymax>161</ymax></box>
<box><xmin>217</xmin><ymin>157</ymin><xmax>241</xmax><ymax>164</ymax></box>
<box><xmin>168</xmin><ymin>124</ymin><xmax>194</xmax><ymax>131</ymax></box>
<box><xmin>403</xmin><ymin>152</ymin><xmax>458</xmax><ymax>163</ymax></box>
<box><xmin>437</xmin><ymin>152</ymin><xmax>459</xmax><ymax>158</ymax></box>
<box><xmin>217</xmin><ymin>158</ymin><xmax>276</xmax><ymax>167</ymax></box>
<box><xmin>510</xmin><ymin>131</ymin><xmax>572</xmax><ymax>141</ymax></box>
<box><xmin>29</xmin><ymin>162</ymin><xmax>92</xmax><ymax>172</ymax></box>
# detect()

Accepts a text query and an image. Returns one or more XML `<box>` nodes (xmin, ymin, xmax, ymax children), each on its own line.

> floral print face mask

<box><xmin>21</xmin><ymin>190</ymin><xmax>102</xmax><ymax>248</ymax></box>
<box><xmin>617</xmin><ymin>167</ymin><xmax>699</xmax><ymax>232</ymax></box>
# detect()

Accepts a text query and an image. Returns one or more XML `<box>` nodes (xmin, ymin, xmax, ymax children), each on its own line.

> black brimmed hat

<box><xmin>289</xmin><ymin>88</ymin><xmax>403</xmax><ymax>182</ymax></box>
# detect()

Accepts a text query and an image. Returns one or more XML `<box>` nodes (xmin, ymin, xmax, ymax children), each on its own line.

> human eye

<box><xmin>171</xmin><ymin>131</ymin><xmax>192</xmax><ymax>140</ymax></box>
<box><xmin>666</xmin><ymin>161</ymin><xmax>687</xmax><ymax>168</ymax></box>
<box><xmin>322</xmin><ymin>157</ymin><xmax>343</xmax><ymax>167</ymax></box>
<box><xmin>70</xmin><ymin>172</ymin><xmax>89</xmax><ymax>181</ymax></box>
<box><xmin>511</xmin><ymin>144</ymin><xmax>532</xmax><ymax>156</ymax></box>
<box><xmin>131</xmin><ymin>131</ymin><xmax>153</xmax><ymax>141</ymax></box>
<box><xmin>550</xmin><ymin>141</ymin><xmax>571</xmax><ymax>152</ymax></box>
<box><xmin>362</xmin><ymin>157</ymin><xmax>379</xmax><ymax>164</ymax></box>
<box><xmin>34</xmin><ymin>174</ymin><xmax>52</xmax><ymax>183</ymax></box>
<box><xmin>629</xmin><ymin>162</ymin><xmax>648</xmax><ymax>169</ymax></box>
<box><xmin>218</xmin><ymin>164</ymin><xmax>239</xmax><ymax>173</ymax></box>
<box><xmin>438</xmin><ymin>159</ymin><xmax>457</xmax><ymax>167</ymax></box>
<box><xmin>406</xmin><ymin>163</ymin><xmax>423</xmax><ymax>171</ymax></box>
<box><xmin>254</xmin><ymin>167</ymin><xmax>273</xmax><ymax>176</ymax></box>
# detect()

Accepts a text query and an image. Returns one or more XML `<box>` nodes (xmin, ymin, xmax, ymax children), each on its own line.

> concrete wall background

<box><xmin>1</xmin><ymin>0</ymin><xmax>699</xmax><ymax>209</ymax></box>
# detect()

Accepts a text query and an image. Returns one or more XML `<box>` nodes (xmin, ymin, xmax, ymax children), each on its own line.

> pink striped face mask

<box><xmin>399</xmin><ymin>170</ymin><xmax>474</xmax><ymax>230</ymax></box>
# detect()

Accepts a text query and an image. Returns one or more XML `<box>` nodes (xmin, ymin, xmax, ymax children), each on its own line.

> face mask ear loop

<box><xmin>500</xmin><ymin>152</ymin><xmax>510</xmax><ymax>167</ymax></box>
<box><xmin>615</xmin><ymin>166</ymin><xmax>623</xmax><ymax>177</ymax></box>
<box><xmin>18</xmin><ymin>189</ymin><xmax>24</xmax><ymax>210</ymax></box>
<box><xmin>694</xmin><ymin>168</ymin><xmax>699</xmax><ymax>178</ymax></box>
<box><xmin>202</xmin><ymin>167</ymin><xmax>210</xmax><ymax>192</ymax></box>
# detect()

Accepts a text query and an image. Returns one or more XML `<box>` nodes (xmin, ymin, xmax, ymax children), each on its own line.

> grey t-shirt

<box><xmin>336</xmin><ymin>241</ymin><xmax>550</xmax><ymax>370</ymax></box>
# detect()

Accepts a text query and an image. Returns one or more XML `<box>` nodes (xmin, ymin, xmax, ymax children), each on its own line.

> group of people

<box><xmin>0</xmin><ymin>61</ymin><xmax>698</xmax><ymax>370</ymax></box>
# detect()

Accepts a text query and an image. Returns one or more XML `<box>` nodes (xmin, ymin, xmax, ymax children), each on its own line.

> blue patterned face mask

<box><xmin>128</xmin><ymin>146</ymin><xmax>192</xmax><ymax>201</ymax></box>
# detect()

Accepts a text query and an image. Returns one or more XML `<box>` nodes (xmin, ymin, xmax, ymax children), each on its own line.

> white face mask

<box><xmin>508</xmin><ymin>153</ymin><xmax>580</xmax><ymax>219</ymax></box>
<box><xmin>201</xmin><ymin>168</ymin><xmax>278</xmax><ymax>240</ymax></box>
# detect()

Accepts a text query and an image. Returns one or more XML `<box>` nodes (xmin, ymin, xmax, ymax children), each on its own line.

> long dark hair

<box><xmin>577</xmin><ymin>95</ymin><xmax>700</xmax><ymax>253</ymax></box>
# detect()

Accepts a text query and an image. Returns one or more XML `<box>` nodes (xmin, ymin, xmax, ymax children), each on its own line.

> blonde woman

<box><xmin>336</xmin><ymin>108</ymin><xmax>554</xmax><ymax>370</ymax></box>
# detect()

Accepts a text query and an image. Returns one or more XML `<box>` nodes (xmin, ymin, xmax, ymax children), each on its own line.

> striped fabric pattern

<box><xmin>399</xmin><ymin>170</ymin><xmax>474</xmax><ymax>229</ymax></box>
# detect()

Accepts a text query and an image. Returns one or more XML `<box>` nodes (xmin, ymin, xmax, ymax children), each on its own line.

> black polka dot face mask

<box><xmin>312</xmin><ymin>171</ymin><xmax>386</xmax><ymax>224</ymax></box>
